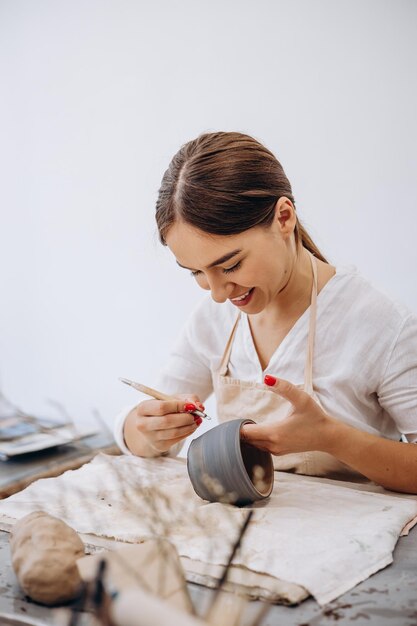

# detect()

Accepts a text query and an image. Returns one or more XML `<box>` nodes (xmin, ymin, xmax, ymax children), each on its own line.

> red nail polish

<box><xmin>264</xmin><ymin>374</ymin><xmax>277</xmax><ymax>386</ymax></box>
<box><xmin>184</xmin><ymin>403</ymin><xmax>197</xmax><ymax>412</ymax></box>
<box><xmin>197</xmin><ymin>402</ymin><xmax>205</xmax><ymax>411</ymax></box>
<box><xmin>194</xmin><ymin>417</ymin><xmax>203</xmax><ymax>426</ymax></box>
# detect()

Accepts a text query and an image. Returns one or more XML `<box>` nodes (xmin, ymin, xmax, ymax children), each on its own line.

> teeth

<box><xmin>232</xmin><ymin>289</ymin><xmax>251</xmax><ymax>301</ymax></box>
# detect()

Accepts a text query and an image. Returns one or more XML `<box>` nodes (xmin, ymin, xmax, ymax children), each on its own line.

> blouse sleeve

<box><xmin>155</xmin><ymin>311</ymin><xmax>214</xmax><ymax>402</ymax></box>
<box><xmin>113</xmin><ymin>299</ymin><xmax>214</xmax><ymax>455</ymax></box>
<box><xmin>377</xmin><ymin>313</ymin><xmax>417</xmax><ymax>442</ymax></box>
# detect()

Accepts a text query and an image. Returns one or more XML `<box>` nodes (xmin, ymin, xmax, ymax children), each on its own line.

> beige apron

<box><xmin>213</xmin><ymin>251</ymin><xmax>363</xmax><ymax>479</ymax></box>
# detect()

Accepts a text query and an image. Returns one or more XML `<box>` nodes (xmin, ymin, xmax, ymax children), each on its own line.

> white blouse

<box><xmin>114</xmin><ymin>264</ymin><xmax>417</xmax><ymax>453</ymax></box>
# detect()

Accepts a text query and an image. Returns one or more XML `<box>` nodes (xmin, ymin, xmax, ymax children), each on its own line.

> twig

<box><xmin>92</xmin><ymin>558</ymin><xmax>114</xmax><ymax>626</ymax></box>
<box><xmin>67</xmin><ymin>581</ymin><xmax>88</xmax><ymax>626</ymax></box>
<box><xmin>207</xmin><ymin>509</ymin><xmax>254</xmax><ymax>616</ymax></box>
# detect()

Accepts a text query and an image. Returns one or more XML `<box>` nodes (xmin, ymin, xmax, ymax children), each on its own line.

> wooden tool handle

<box><xmin>131</xmin><ymin>383</ymin><xmax>176</xmax><ymax>402</ymax></box>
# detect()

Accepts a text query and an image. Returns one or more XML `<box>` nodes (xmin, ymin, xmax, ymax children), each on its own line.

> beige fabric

<box><xmin>77</xmin><ymin>541</ymin><xmax>194</xmax><ymax>613</ymax></box>
<box><xmin>0</xmin><ymin>454</ymin><xmax>416</xmax><ymax>606</ymax></box>
<box><xmin>213</xmin><ymin>251</ymin><xmax>363</xmax><ymax>479</ymax></box>
<box><xmin>181</xmin><ymin>557</ymin><xmax>309</xmax><ymax>604</ymax></box>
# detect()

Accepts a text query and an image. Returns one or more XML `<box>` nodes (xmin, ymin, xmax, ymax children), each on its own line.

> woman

<box><xmin>115</xmin><ymin>131</ymin><xmax>417</xmax><ymax>494</ymax></box>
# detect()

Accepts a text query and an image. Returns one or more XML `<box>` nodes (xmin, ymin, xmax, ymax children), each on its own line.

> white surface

<box><xmin>111</xmin><ymin>589</ymin><xmax>205</xmax><ymax>626</ymax></box>
<box><xmin>0</xmin><ymin>1</ymin><xmax>416</xmax><ymax>432</ymax></box>
<box><xmin>0</xmin><ymin>454</ymin><xmax>416</xmax><ymax>605</ymax></box>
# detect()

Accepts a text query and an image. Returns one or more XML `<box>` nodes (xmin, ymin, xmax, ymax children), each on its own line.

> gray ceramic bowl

<box><xmin>187</xmin><ymin>418</ymin><xmax>274</xmax><ymax>506</ymax></box>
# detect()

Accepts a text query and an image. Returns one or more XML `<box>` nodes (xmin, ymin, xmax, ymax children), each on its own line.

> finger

<box><xmin>140</xmin><ymin>421</ymin><xmax>200</xmax><ymax>454</ymax></box>
<box><xmin>139</xmin><ymin>399</ymin><xmax>197</xmax><ymax>417</ymax></box>
<box><xmin>264</xmin><ymin>375</ymin><xmax>309</xmax><ymax>408</ymax></box>
<box><xmin>241</xmin><ymin>427</ymin><xmax>271</xmax><ymax>454</ymax></box>
<box><xmin>176</xmin><ymin>394</ymin><xmax>205</xmax><ymax>411</ymax></box>
<box><xmin>240</xmin><ymin>423</ymin><xmax>272</xmax><ymax>443</ymax></box>
<box><xmin>137</xmin><ymin>412</ymin><xmax>197</xmax><ymax>433</ymax></box>
<box><xmin>155</xmin><ymin>422</ymin><xmax>199</xmax><ymax>442</ymax></box>
<box><xmin>160</xmin><ymin>433</ymin><xmax>195</xmax><ymax>448</ymax></box>
<box><xmin>186</xmin><ymin>393</ymin><xmax>204</xmax><ymax>409</ymax></box>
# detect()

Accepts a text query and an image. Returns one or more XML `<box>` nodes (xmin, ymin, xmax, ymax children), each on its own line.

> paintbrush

<box><xmin>119</xmin><ymin>378</ymin><xmax>211</xmax><ymax>420</ymax></box>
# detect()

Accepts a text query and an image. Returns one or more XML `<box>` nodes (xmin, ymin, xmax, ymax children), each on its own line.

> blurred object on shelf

<box><xmin>0</xmin><ymin>390</ymin><xmax>96</xmax><ymax>459</ymax></box>
<box><xmin>0</xmin><ymin>391</ymin><xmax>118</xmax><ymax>498</ymax></box>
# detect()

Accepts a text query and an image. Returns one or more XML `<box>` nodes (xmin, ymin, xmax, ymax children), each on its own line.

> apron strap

<box><xmin>218</xmin><ymin>312</ymin><xmax>241</xmax><ymax>376</ymax></box>
<box><xmin>304</xmin><ymin>251</ymin><xmax>318</xmax><ymax>395</ymax></box>
<box><xmin>218</xmin><ymin>250</ymin><xmax>319</xmax><ymax>386</ymax></box>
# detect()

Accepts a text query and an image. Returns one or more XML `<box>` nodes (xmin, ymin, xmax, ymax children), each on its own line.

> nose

<box><xmin>204</xmin><ymin>274</ymin><xmax>233</xmax><ymax>303</ymax></box>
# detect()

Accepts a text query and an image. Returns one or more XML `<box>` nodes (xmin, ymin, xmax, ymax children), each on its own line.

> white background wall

<box><xmin>1</xmin><ymin>0</ymin><xmax>416</xmax><ymax>447</ymax></box>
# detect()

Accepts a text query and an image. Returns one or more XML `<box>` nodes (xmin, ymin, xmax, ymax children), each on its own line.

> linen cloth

<box><xmin>1</xmin><ymin>454</ymin><xmax>416</xmax><ymax>606</ymax></box>
<box><xmin>114</xmin><ymin>264</ymin><xmax>417</xmax><ymax>455</ymax></box>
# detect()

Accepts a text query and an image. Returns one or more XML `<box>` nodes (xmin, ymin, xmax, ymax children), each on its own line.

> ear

<box><xmin>274</xmin><ymin>197</ymin><xmax>297</xmax><ymax>237</ymax></box>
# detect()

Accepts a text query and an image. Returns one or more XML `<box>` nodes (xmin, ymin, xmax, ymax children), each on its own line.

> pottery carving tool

<box><xmin>119</xmin><ymin>378</ymin><xmax>211</xmax><ymax>420</ymax></box>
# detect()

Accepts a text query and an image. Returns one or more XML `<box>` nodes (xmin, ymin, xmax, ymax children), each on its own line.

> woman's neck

<box><xmin>252</xmin><ymin>248</ymin><xmax>334</xmax><ymax>326</ymax></box>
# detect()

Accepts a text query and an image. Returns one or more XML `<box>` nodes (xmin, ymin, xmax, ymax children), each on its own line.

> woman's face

<box><xmin>165</xmin><ymin>199</ymin><xmax>298</xmax><ymax>315</ymax></box>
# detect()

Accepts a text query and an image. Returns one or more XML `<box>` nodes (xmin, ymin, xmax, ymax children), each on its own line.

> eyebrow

<box><xmin>176</xmin><ymin>248</ymin><xmax>243</xmax><ymax>271</ymax></box>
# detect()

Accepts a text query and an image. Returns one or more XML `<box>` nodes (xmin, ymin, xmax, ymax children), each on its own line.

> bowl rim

<box><xmin>235</xmin><ymin>419</ymin><xmax>274</xmax><ymax>498</ymax></box>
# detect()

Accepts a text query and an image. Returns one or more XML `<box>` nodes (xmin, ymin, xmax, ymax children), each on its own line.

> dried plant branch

<box><xmin>206</xmin><ymin>510</ymin><xmax>254</xmax><ymax>619</ymax></box>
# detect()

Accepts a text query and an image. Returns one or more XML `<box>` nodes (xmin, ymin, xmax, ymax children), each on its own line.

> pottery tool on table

<box><xmin>119</xmin><ymin>378</ymin><xmax>211</xmax><ymax>420</ymax></box>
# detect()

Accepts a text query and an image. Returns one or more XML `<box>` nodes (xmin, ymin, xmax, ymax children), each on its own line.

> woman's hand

<box><xmin>241</xmin><ymin>375</ymin><xmax>417</xmax><ymax>494</ymax></box>
<box><xmin>240</xmin><ymin>375</ymin><xmax>335</xmax><ymax>455</ymax></box>
<box><xmin>124</xmin><ymin>393</ymin><xmax>205</xmax><ymax>457</ymax></box>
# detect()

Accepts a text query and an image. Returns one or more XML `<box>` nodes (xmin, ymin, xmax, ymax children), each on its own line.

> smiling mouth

<box><xmin>230</xmin><ymin>287</ymin><xmax>255</xmax><ymax>305</ymax></box>
<box><xmin>231</xmin><ymin>288</ymin><xmax>251</xmax><ymax>301</ymax></box>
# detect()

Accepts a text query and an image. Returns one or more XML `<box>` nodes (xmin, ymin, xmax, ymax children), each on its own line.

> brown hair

<box><xmin>155</xmin><ymin>131</ymin><xmax>327</xmax><ymax>262</ymax></box>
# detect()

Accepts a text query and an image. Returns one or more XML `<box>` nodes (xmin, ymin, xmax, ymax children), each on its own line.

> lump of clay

<box><xmin>10</xmin><ymin>510</ymin><xmax>85</xmax><ymax>605</ymax></box>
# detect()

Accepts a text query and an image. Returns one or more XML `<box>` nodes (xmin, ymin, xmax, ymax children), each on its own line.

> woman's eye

<box><xmin>223</xmin><ymin>261</ymin><xmax>242</xmax><ymax>274</ymax></box>
<box><xmin>189</xmin><ymin>260</ymin><xmax>242</xmax><ymax>278</ymax></box>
